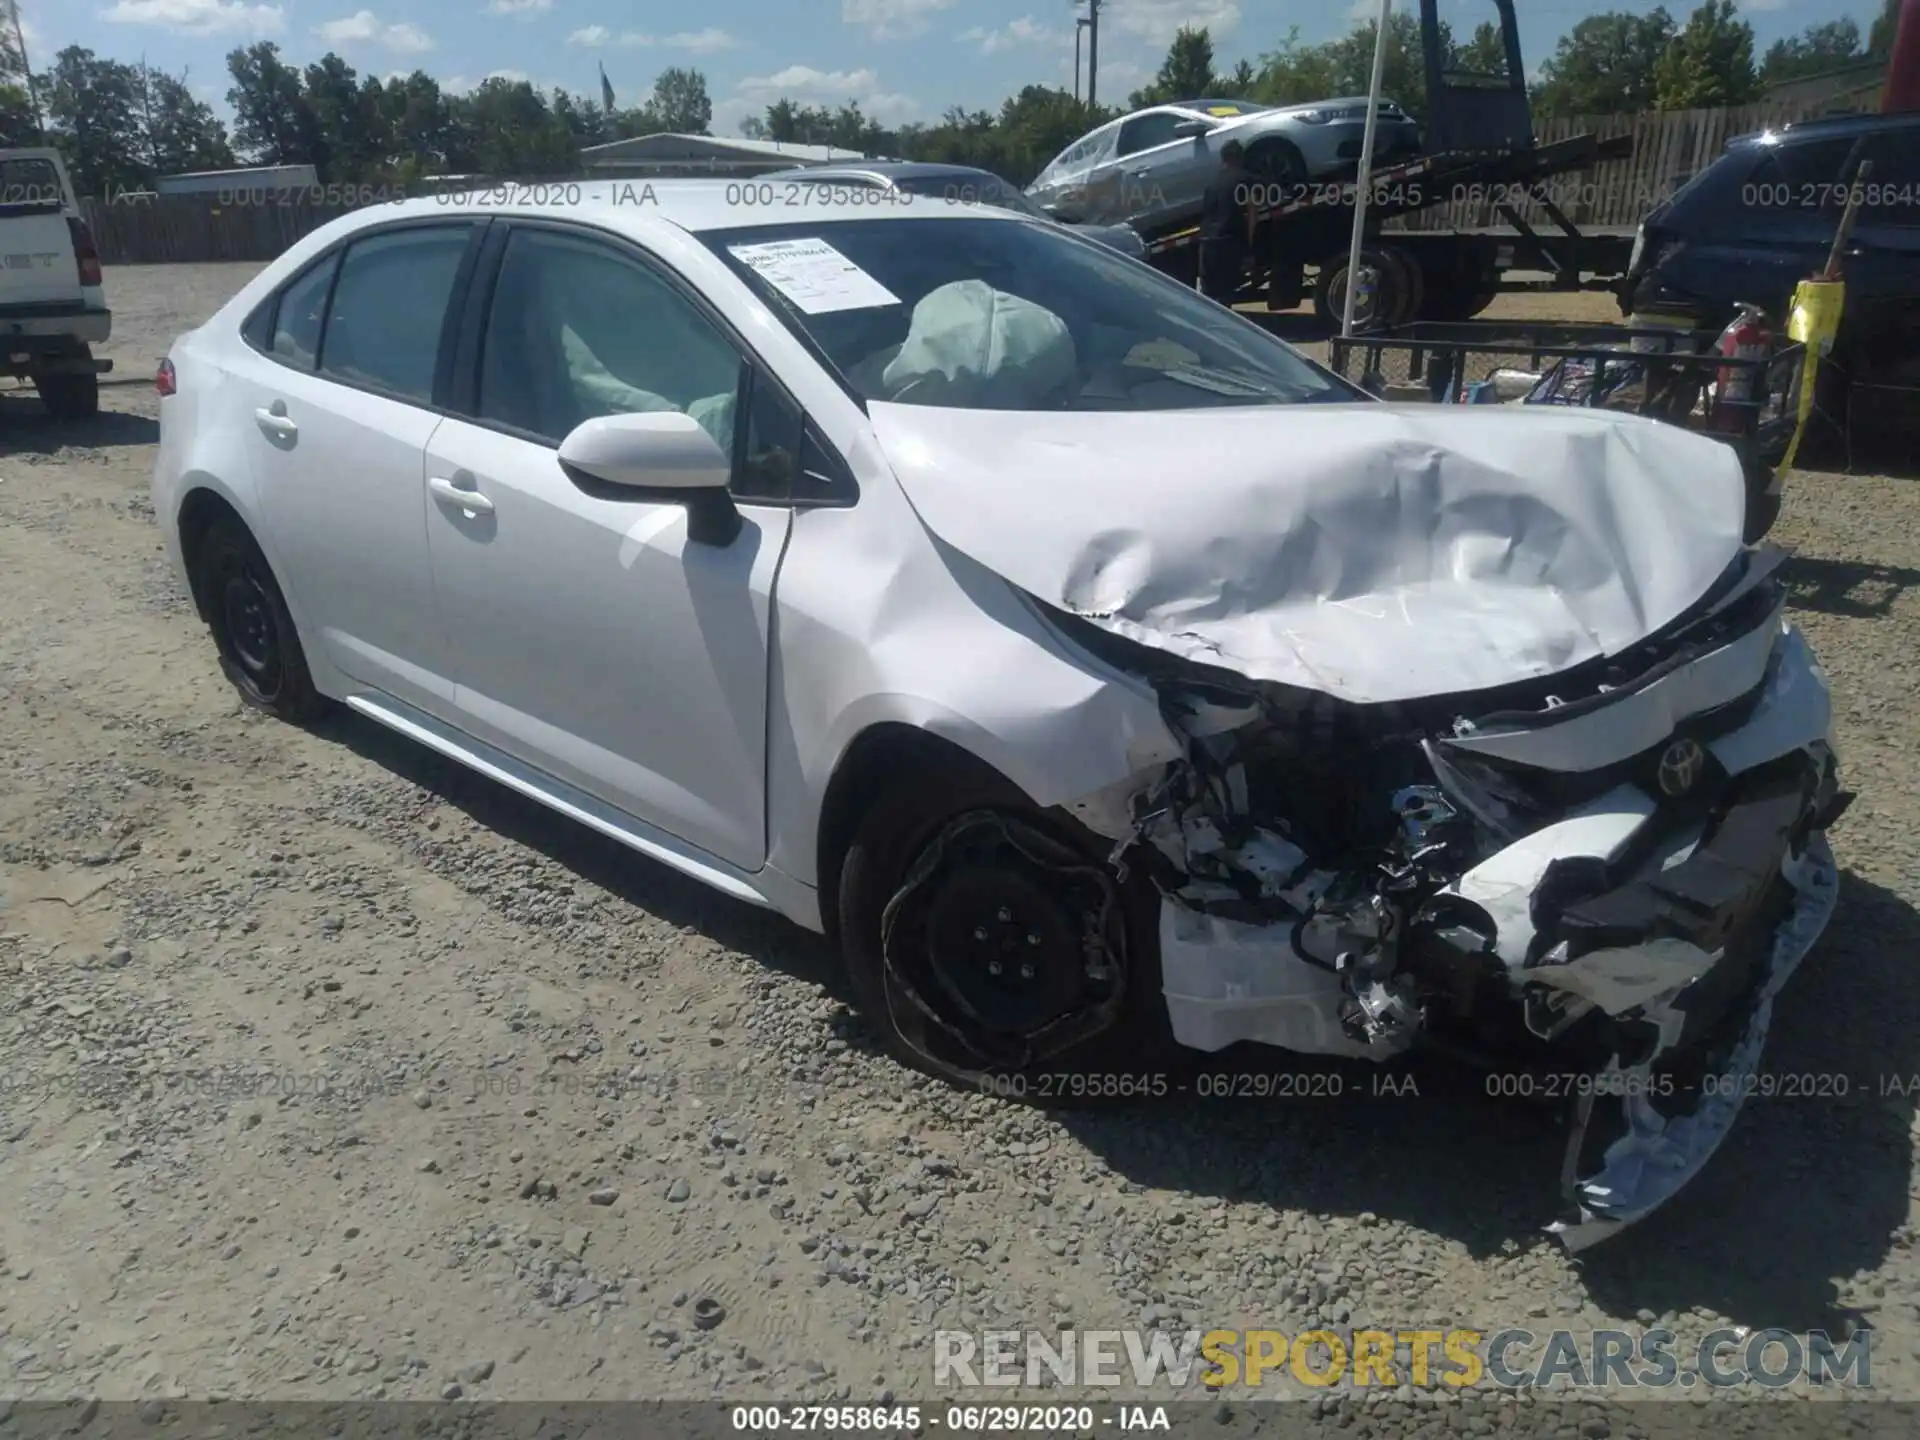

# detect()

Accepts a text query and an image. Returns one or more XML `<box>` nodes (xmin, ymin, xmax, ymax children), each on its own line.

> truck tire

<box><xmin>1314</xmin><ymin>248</ymin><xmax>1402</xmax><ymax>332</ymax></box>
<box><xmin>1379</xmin><ymin>246</ymin><xmax>1424</xmax><ymax>327</ymax></box>
<box><xmin>35</xmin><ymin>370</ymin><xmax>100</xmax><ymax>422</ymax></box>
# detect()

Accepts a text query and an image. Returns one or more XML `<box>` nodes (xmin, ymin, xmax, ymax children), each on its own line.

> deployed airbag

<box><xmin>880</xmin><ymin>280</ymin><xmax>1077</xmax><ymax>408</ymax></box>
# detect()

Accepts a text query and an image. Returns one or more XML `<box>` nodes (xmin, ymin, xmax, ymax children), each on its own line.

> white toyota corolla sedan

<box><xmin>154</xmin><ymin>185</ymin><xmax>1848</xmax><ymax>1249</ymax></box>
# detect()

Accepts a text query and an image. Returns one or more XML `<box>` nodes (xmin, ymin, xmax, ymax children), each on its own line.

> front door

<box><xmin>423</xmin><ymin>224</ymin><xmax>794</xmax><ymax>869</ymax></box>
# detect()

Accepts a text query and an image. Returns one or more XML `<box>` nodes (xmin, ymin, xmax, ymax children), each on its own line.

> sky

<box><xmin>13</xmin><ymin>0</ymin><xmax>1895</xmax><ymax>138</ymax></box>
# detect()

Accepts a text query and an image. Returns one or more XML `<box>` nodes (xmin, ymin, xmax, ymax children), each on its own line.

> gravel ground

<box><xmin>2</xmin><ymin>264</ymin><xmax>1918</xmax><ymax>1424</ymax></box>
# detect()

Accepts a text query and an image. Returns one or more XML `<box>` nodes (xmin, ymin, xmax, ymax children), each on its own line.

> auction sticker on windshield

<box><xmin>727</xmin><ymin>238</ymin><xmax>902</xmax><ymax>314</ymax></box>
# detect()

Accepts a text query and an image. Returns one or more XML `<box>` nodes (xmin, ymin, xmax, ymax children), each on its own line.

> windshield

<box><xmin>704</xmin><ymin>217</ymin><xmax>1360</xmax><ymax>412</ymax></box>
<box><xmin>889</xmin><ymin>172</ymin><xmax>1049</xmax><ymax>218</ymax></box>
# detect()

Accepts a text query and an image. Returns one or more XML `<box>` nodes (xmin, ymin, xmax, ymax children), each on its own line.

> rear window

<box><xmin>0</xmin><ymin>157</ymin><xmax>66</xmax><ymax>216</ymax></box>
<box><xmin>891</xmin><ymin>174</ymin><xmax>1048</xmax><ymax>218</ymax></box>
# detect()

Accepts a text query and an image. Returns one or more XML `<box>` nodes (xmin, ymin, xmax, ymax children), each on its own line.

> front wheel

<box><xmin>836</xmin><ymin>757</ymin><xmax>1176</xmax><ymax>1105</ymax></box>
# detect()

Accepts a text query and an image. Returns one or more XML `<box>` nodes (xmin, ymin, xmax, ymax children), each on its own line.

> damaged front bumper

<box><xmin>1063</xmin><ymin>549</ymin><xmax>1850</xmax><ymax>1249</ymax></box>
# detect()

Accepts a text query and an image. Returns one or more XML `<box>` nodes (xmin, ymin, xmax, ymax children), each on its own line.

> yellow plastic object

<box><xmin>1779</xmin><ymin>277</ymin><xmax>1845</xmax><ymax>470</ymax></box>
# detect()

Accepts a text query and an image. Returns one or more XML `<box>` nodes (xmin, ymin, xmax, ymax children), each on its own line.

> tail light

<box><xmin>67</xmin><ymin>217</ymin><xmax>104</xmax><ymax>288</ymax></box>
<box><xmin>156</xmin><ymin>357</ymin><xmax>176</xmax><ymax>397</ymax></box>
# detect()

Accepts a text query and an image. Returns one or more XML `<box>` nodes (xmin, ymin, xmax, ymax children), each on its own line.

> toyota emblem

<box><xmin>1657</xmin><ymin>738</ymin><xmax>1708</xmax><ymax>798</ymax></box>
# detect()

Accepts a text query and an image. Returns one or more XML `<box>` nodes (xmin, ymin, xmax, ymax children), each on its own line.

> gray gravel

<box><xmin>0</xmin><ymin>264</ymin><xmax>1916</xmax><ymax>1416</ymax></box>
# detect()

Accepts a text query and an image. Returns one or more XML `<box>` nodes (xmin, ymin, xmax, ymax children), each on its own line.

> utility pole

<box><xmin>1085</xmin><ymin>0</ymin><xmax>1101</xmax><ymax>109</ymax></box>
<box><xmin>1075</xmin><ymin>17</ymin><xmax>1088</xmax><ymax>104</ymax></box>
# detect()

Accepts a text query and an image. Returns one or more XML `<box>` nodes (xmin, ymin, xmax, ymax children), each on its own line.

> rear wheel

<box><xmin>34</xmin><ymin>369</ymin><xmax>100</xmax><ymax>422</ymax></box>
<box><xmin>1314</xmin><ymin>247</ymin><xmax>1402</xmax><ymax>331</ymax></box>
<box><xmin>194</xmin><ymin>515</ymin><xmax>327</xmax><ymax>722</ymax></box>
<box><xmin>836</xmin><ymin>754</ymin><xmax>1176</xmax><ymax>1105</ymax></box>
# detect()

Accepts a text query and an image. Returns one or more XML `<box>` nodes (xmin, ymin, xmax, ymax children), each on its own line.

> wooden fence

<box><xmin>82</xmin><ymin>92</ymin><xmax>1883</xmax><ymax>266</ymax></box>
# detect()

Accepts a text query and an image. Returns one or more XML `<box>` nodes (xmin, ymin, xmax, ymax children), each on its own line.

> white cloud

<box><xmin>486</xmin><ymin>0</ymin><xmax>551</xmax><ymax>12</ymax></box>
<box><xmin>1113</xmin><ymin>0</ymin><xmax>1239</xmax><ymax>45</ymax></box>
<box><xmin>841</xmin><ymin>0</ymin><xmax>954</xmax><ymax>41</ymax></box>
<box><xmin>958</xmin><ymin>16</ymin><xmax>1058</xmax><ymax>55</ymax></box>
<box><xmin>716</xmin><ymin>63</ymin><xmax>919</xmax><ymax>136</ymax></box>
<box><xmin>314</xmin><ymin>10</ymin><xmax>436</xmax><ymax>51</ymax></box>
<box><xmin>566</xmin><ymin>26</ymin><xmax>739</xmax><ymax>51</ymax></box>
<box><xmin>663</xmin><ymin>28</ymin><xmax>738</xmax><ymax>54</ymax></box>
<box><xmin>100</xmin><ymin>0</ymin><xmax>285</xmax><ymax>36</ymax></box>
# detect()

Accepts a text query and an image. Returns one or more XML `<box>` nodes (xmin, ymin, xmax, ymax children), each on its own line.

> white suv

<box><xmin>0</xmin><ymin>147</ymin><xmax>112</xmax><ymax>420</ymax></box>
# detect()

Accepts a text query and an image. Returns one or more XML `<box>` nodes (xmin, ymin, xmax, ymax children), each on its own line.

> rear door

<box><xmin>0</xmin><ymin>151</ymin><xmax>83</xmax><ymax>315</ymax></box>
<box><xmin>236</xmin><ymin>219</ymin><xmax>483</xmax><ymax>713</ymax></box>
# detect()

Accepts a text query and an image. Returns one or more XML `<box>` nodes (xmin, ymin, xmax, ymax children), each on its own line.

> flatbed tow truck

<box><xmin>1135</xmin><ymin>0</ymin><xmax>1638</xmax><ymax>324</ymax></box>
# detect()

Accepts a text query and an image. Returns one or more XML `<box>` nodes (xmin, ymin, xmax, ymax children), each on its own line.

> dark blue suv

<box><xmin>1623</xmin><ymin>110</ymin><xmax>1920</xmax><ymax>428</ymax></box>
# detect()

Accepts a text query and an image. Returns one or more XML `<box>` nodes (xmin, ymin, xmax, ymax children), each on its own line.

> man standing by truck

<box><xmin>1197</xmin><ymin>139</ymin><xmax>1254</xmax><ymax>305</ymax></box>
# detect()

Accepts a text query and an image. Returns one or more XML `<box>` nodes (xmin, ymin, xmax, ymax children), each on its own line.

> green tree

<box><xmin>444</xmin><ymin>77</ymin><xmax>572</xmax><ymax>176</ymax></box>
<box><xmin>1129</xmin><ymin>26</ymin><xmax>1219</xmax><ymax>108</ymax></box>
<box><xmin>1</xmin><ymin>16</ymin><xmax>38</xmax><ymax>144</ymax></box>
<box><xmin>649</xmin><ymin>67</ymin><xmax>712</xmax><ymax>135</ymax></box>
<box><xmin>1652</xmin><ymin>0</ymin><xmax>1760</xmax><ymax>110</ymax></box>
<box><xmin>141</xmin><ymin>67</ymin><xmax>233</xmax><ymax>175</ymax></box>
<box><xmin>302</xmin><ymin>53</ymin><xmax>381</xmax><ymax>181</ymax></box>
<box><xmin>1868</xmin><ymin>0</ymin><xmax>1903</xmax><ymax>55</ymax></box>
<box><xmin>1532</xmin><ymin>10</ymin><xmax>1675</xmax><ymax>117</ymax></box>
<box><xmin>375</xmin><ymin>71</ymin><xmax>451</xmax><ymax>177</ymax></box>
<box><xmin>1253</xmin><ymin>14</ymin><xmax>1437</xmax><ymax>115</ymax></box>
<box><xmin>1759</xmin><ymin>18</ymin><xmax>1864</xmax><ymax>87</ymax></box>
<box><xmin>44</xmin><ymin>47</ymin><xmax>146</xmax><ymax>196</ymax></box>
<box><xmin>1454</xmin><ymin>21</ymin><xmax>1507</xmax><ymax>76</ymax></box>
<box><xmin>226</xmin><ymin>42</ymin><xmax>316</xmax><ymax>166</ymax></box>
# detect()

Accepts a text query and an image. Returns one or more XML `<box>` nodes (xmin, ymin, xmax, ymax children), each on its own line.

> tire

<box><xmin>194</xmin><ymin>515</ymin><xmax>327</xmax><ymax>722</ymax></box>
<box><xmin>836</xmin><ymin>755</ymin><xmax>1177</xmax><ymax>1106</ymax></box>
<box><xmin>1314</xmin><ymin>247</ymin><xmax>1401</xmax><ymax>331</ymax></box>
<box><xmin>1379</xmin><ymin>246</ymin><xmax>1423</xmax><ymax>328</ymax></box>
<box><xmin>1245</xmin><ymin>138</ymin><xmax>1307</xmax><ymax>189</ymax></box>
<box><xmin>34</xmin><ymin>370</ymin><xmax>100</xmax><ymax>422</ymax></box>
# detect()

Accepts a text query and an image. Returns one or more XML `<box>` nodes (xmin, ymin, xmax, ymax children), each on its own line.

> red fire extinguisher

<box><xmin>1711</xmin><ymin>302</ymin><xmax>1771</xmax><ymax>433</ymax></box>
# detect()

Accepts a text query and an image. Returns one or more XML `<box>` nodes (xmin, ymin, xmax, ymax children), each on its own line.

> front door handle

<box><xmin>429</xmin><ymin>474</ymin><xmax>494</xmax><ymax>516</ymax></box>
<box><xmin>254</xmin><ymin>401</ymin><xmax>296</xmax><ymax>440</ymax></box>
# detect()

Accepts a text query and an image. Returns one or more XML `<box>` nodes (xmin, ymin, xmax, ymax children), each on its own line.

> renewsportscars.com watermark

<box><xmin>933</xmin><ymin>1327</ymin><xmax>1874</xmax><ymax>1391</ymax></box>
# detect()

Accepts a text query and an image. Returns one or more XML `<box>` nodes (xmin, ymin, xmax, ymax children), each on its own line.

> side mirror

<box><xmin>1172</xmin><ymin>119</ymin><xmax>1211</xmax><ymax>139</ymax></box>
<box><xmin>557</xmin><ymin>410</ymin><xmax>741</xmax><ymax>546</ymax></box>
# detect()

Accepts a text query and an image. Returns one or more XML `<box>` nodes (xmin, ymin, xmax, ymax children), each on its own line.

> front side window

<box><xmin>477</xmin><ymin>227</ymin><xmax>744</xmax><ymax>457</ymax></box>
<box><xmin>268</xmin><ymin>255</ymin><xmax>338</xmax><ymax>370</ymax></box>
<box><xmin>707</xmin><ymin>217</ymin><xmax>1359</xmax><ymax>412</ymax></box>
<box><xmin>1117</xmin><ymin>113</ymin><xmax>1181</xmax><ymax>157</ymax></box>
<box><xmin>319</xmin><ymin>226</ymin><xmax>473</xmax><ymax>402</ymax></box>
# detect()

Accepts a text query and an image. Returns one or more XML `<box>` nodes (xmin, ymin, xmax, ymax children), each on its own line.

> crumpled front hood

<box><xmin>867</xmin><ymin>401</ymin><xmax>1748</xmax><ymax>705</ymax></box>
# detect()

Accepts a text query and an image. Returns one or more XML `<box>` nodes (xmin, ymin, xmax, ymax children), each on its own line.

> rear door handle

<box><xmin>429</xmin><ymin>475</ymin><xmax>494</xmax><ymax>516</ymax></box>
<box><xmin>254</xmin><ymin>403</ymin><xmax>296</xmax><ymax>440</ymax></box>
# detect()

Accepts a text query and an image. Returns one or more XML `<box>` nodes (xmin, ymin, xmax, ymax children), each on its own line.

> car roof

<box><xmin>1729</xmin><ymin>109</ymin><xmax>1919</xmax><ymax>149</ymax></box>
<box><xmin>335</xmin><ymin>179</ymin><xmax>1032</xmax><ymax>236</ymax></box>
<box><xmin>757</xmin><ymin>161</ymin><xmax>1016</xmax><ymax>185</ymax></box>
